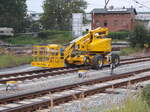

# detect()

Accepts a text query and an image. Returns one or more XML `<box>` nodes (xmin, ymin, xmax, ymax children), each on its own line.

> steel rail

<box><xmin>0</xmin><ymin>67</ymin><xmax>66</xmax><ymax>78</ymax></box>
<box><xmin>0</xmin><ymin>66</ymin><xmax>91</xmax><ymax>84</ymax></box>
<box><xmin>0</xmin><ymin>67</ymin><xmax>150</xmax><ymax>104</ymax></box>
<box><xmin>120</xmin><ymin>57</ymin><xmax>150</xmax><ymax>65</ymax></box>
<box><xmin>121</xmin><ymin>56</ymin><xmax>150</xmax><ymax>62</ymax></box>
<box><xmin>2</xmin><ymin>68</ymin><xmax>150</xmax><ymax>112</ymax></box>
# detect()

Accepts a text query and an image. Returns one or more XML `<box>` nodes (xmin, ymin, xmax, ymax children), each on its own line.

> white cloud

<box><xmin>26</xmin><ymin>0</ymin><xmax>44</xmax><ymax>13</ymax></box>
<box><xmin>26</xmin><ymin>0</ymin><xmax>150</xmax><ymax>13</ymax></box>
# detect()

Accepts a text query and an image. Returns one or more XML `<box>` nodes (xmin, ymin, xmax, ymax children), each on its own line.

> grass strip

<box><xmin>0</xmin><ymin>54</ymin><xmax>32</xmax><ymax>69</ymax></box>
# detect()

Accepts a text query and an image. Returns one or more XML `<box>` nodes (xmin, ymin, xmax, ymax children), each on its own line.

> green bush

<box><xmin>0</xmin><ymin>30</ymin><xmax>72</xmax><ymax>45</ymax></box>
<box><xmin>83</xmin><ymin>31</ymin><xmax>129</xmax><ymax>40</ymax></box>
<box><xmin>82</xmin><ymin>31</ymin><xmax>88</xmax><ymax>35</ymax></box>
<box><xmin>142</xmin><ymin>85</ymin><xmax>150</xmax><ymax>106</ymax></box>
<box><xmin>0</xmin><ymin>35</ymin><xmax>40</xmax><ymax>45</ymax></box>
<box><xmin>108</xmin><ymin>31</ymin><xmax>129</xmax><ymax>40</ymax></box>
<box><xmin>129</xmin><ymin>24</ymin><xmax>150</xmax><ymax>48</ymax></box>
<box><xmin>120</xmin><ymin>47</ymin><xmax>142</xmax><ymax>56</ymax></box>
<box><xmin>38</xmin><ymin>30</ymin><xmax>71</xmax><ymax>38</ymax></box>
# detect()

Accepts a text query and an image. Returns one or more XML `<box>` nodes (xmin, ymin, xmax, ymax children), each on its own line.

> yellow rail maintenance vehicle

<box><xmin>32</xmin><ymin>27</ymin><xmax>120</xmax><ymax>69</ymax></box>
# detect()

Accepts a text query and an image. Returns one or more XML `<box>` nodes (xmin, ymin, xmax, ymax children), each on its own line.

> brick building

<box><xmin>91</xmin><ymin>8</ymin><xmax>137</xmax><ymax>32</ymax></box>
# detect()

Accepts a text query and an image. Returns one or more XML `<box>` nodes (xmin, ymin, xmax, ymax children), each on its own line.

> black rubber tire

<box><xmin>92</xmin><ymin>55</ymin><xmax>104</xmax><ymax>69</ymax></box>
<box><xmin>111</xmin><ymin>53</ymin><xmax>120</xmax><ymax>67</ymax></box>
<box><xmin>65</xmin><ymin>60</ymin><xmax>74</xmax><ymax>67</ymax></box>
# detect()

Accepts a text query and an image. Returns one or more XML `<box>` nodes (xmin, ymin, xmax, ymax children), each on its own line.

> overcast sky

<box><xmin>26</xmin><ymin>0</ymin><xmax>150</xmax><ymax>13</ymax></box>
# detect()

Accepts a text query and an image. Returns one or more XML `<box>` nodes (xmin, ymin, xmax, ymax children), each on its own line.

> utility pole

<box><xmin>104</xmin><ymin>0</ymin><xmax>110</xmax><ymax>9</ymax></box>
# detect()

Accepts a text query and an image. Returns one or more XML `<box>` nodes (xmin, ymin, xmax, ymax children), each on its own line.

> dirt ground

<box><xmin>130</xmin><ymin>48</ymin><xmax>150</xmax><ymax>57</ymax></box>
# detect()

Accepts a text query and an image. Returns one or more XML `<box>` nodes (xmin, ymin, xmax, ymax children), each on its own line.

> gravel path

<box><xmin>41</xmin><ymin>80</ymin><xmax>150</xmax><ymax>112</ymax></box>
<box><xmin>0</xmin><ymin>60</ymin><xmax>150</xmax><ymax>98</ymax></box>
<box><xmin>51</xmin><ymin>93</ymin><xmax>128</xmax><ymax>112</ymax></box>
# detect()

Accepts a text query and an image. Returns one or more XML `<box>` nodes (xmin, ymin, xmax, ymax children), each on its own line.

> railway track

<box><xmin>121</xmin><ymin>55</ymin><xmax>150</xmax><ymax>61</ymax></box>
<box><xmin>0</xmin><ymin>66</ymin><xmax>90</xmax><ymax>84</ymax></box>
<box><xmin>0</xmin><ymin>67</ymin><xmax>150</xmax><ymax>112</ymax></box>
<box><xmin>0</xmin><ymin>56</ymin><xmax>150</xmax><ymax>84</ymax></box>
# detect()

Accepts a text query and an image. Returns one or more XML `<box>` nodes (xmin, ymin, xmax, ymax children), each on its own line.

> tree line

<box><xmin>0</xmin><ymin>0</ymin><xmax>27</xmax><ymax>33</ymax></box>
<box><xmin>0</xmin><ymin>0</ymin><xmax>87</xmax><ymax>33</ymax></box>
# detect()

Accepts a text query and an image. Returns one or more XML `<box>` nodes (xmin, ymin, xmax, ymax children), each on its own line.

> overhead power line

<box><xmin>105</xmin><ymin>0</ymin><xmax>110</xmax><ymax>9</ymax></box>
<box><xmin>132</xmin><ymin>0</ymin><xmax>150</xmax><ymax>9</ymax></box>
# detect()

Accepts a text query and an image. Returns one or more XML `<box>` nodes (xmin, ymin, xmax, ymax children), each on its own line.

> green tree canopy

<box><xmin>41</xmin><ymin>0</ymin><xmax>87</xmax><ymax>30</ymax></box>
<box><xmin>0</xmin><ymin>0</ymin><xmax>27</xmax><ymax>32</ymax></box>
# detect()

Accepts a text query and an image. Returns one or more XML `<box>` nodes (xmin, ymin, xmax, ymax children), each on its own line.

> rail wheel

<box><xmin>92</xmin><ymin>55</ymin><xmax>103</xmax><ymax>69</ymax></box>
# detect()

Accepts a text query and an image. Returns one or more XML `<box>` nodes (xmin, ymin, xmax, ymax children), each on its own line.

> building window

<box><xmin>104</xmin><ymin>20</ymin><xmax>108</xmax><ymax>27</ymax></box>
<box><xmin>122</xmin><ymin>20</ymin><xmax>126</xmax><ymax>26</ymax></box>
<box><xmin>114</xmin><ymin>20</ymin><xmax>118</xmax><ymax>26</ymax></box>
